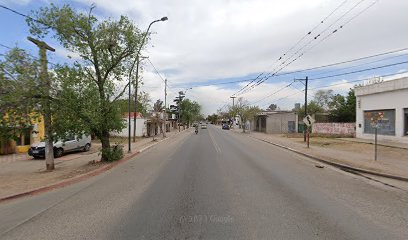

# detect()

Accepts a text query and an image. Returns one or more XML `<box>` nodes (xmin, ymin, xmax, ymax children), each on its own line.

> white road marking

<box><xmin>208</xmin><ymin>130</ymin><xmax>221</xmax><ymax>153</ymax></box>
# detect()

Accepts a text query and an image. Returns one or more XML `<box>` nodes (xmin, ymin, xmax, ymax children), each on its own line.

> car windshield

<box><xmin>1</xmin><ymin>1</ymin><xmax>408</xmax><ymax>239</ymax></box>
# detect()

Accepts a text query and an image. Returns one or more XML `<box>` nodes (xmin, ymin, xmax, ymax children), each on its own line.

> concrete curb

<box><xmin>241</xmin><ymin>133</ymin><xmax>408</xmax><ymax>182</ymax></box>
<box><xmin>0</xmin><ymin>130</ymin><xmax>188</xmax><ymax>203</ymax></box>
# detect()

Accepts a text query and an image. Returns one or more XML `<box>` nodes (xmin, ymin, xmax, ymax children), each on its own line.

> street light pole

<box><xmin>127</xmin><ymin>16</ymin><xmax>168</xmax><ymax>153</ymax></box>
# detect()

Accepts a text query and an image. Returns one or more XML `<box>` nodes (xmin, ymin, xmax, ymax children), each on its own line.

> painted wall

<box><xmin>312</xmin><ymin>123</ymin><xmax>355</xmax><ymax>136</ymax></box>
<box><xmin>355</xmin><ymin>79</ymin><xmax>408</xmax><ymax>143</ymax></box>
<box><xmin>111</xmin><ymin>118</ymin><xmax>146</xmax><ymax>137</ymax></box>
<box><xmin>265</xmin><ymin>112</ymin><xmax>298</xmax><ymax>134</ymax></box>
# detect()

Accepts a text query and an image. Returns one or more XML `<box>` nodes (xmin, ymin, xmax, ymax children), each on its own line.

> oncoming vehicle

<box><xmin>201</xmin><ymin>124</ymin><xmax>207</xmax><ymax>129</ymax></box>
<box><xmin>28</xmin><ymin>134</ymin><xmax>92</xmax><ymax>159</ymax></box>
<box><xmin>222</xmin><ymin>124</ymin><xmax>230</xmax><ymax>130</ymax></box>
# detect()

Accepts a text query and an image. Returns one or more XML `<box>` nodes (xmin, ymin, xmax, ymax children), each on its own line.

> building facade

<box><xmin>355</xmin><ymin>77</ymin><xmax>408</xmax><ymax>143</ymax></box>
<box><xmin>0</xmin><ymin>115</ymin><xmax>45</xmax><ymax>154</ymax></box>
<box><xmin>254</xmin><ymin>111</ymin><xmax>298</xmax><ymax>134</ymax></box>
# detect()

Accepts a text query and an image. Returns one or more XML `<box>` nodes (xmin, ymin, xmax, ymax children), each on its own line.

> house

<box><xmin>0</xmin><ymin>115</ymin><xmax>45</xmax><ymax>154</ymax></box>
<box><xmin>355</xmin><ymin>77</ymin><xmax>408</xmax><ymax>143</ymax></box>
<box><xmin>111</xmin><ymin>112</ymin><xmax>146</xmax><ymax>137</ymax></box>
<box><xmin>254</xmin><ymin>111</ymin><xmax>298</xmax><ymax>134</ymax></box>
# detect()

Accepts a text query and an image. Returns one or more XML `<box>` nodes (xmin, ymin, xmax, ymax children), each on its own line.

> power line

<box><xmin>232</xmin><ymin>0</ymin><xmax>350</xmax><ymax>97</ymax></box>
<box><xmin>238</xmin><ymin>0</ymin><xmax>378</xmax><ymax>96</ymax></box>
<box><xmin>147</xmin><ymin>58</ymin><xmax>167</xmax><ymax>83</ymax></box>
<box><xmin>174</xmin><ymin>47</ymin><xmax>408</xmax><ymax>89</ymax></box>
<box><xmin>309</xmin><ymin>60</ymin><xmax>408</xmax><ymax>80</ymax></box>
<box><xmin>0</xmin><ymin>42</ymin><xmax>58</xmax><ymax>66</ymax></box>
<box><xmin>307</xmin><ymin>50</ymin><xmax>408</xmax><ymax>78</ymax></box>
<box><xmin>260</xmin><ymin>71</ymin><xmax>408</xmax><ymax>108</ymax></box>
<box><xmin>0</xmin><ymin>4</ymin><xmax>52</xmax><ymax>28</ymax></box>
<box><xmin>250</xmin><ymin>81</ymin><xmax>295</xmax><ymax>105</ymax></box>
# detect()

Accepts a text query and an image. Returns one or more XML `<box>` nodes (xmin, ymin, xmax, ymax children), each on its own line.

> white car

<box><xmin>29</xmin><ymin>134</ymin><xmax>92</xmax><ymax>158</ymax></box>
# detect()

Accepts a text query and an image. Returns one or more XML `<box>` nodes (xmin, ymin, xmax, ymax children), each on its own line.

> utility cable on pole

<box><xmin>27</xmin><ymin>36</ymin><xmax>56</xmax><ymax>170</ymax></box>
<box><xmin>294</xmin><ymin>76</ymin><xmax>308</xmax><ymax>142</ymax></box>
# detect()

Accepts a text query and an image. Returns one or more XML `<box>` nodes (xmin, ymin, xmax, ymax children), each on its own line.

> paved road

<box><xmin>1</xmin><ymin>125</ymin><xmax>407</xmax><ymax>239</ymax></box>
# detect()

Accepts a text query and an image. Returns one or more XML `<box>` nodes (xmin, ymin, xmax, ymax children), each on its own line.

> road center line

<box><xmin>208</xmin><ymin>129</ymin><xmax>221</xmax><ymax>153</ymax></box>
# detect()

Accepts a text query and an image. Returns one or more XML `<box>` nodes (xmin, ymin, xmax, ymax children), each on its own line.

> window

<box><xmin>363</xmin><ymin>109</ymin><xmax>395</xmax><ymax>135</ymax></box>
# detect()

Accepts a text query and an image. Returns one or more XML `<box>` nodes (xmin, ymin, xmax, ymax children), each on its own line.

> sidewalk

<box><xmin>232</xmin><ymin>129</ymin><xmax>408</xmax><ymax>179</ymax></box>
<box><xmin>0</xmin><ymin>129</ymin><xmax>185</xmax><ymax>199</ymax></box>
<box><xmin>339</xmin><ymin>137</ymin><xmax>408</xmax><ymax>150</ymax></box>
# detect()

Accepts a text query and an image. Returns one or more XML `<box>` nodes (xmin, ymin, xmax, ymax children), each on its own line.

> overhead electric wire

<box><xmin>178</xmin><ymin>47</ymin><xmax>408</xmax><ymax>91</ymax></box>
<box><xmin>250</xmin><ymin>81</ymin><xmax>295</xmax><ymax>105</ymax></box>
<box><xmin>231</xmin><ymin>0</ymin><xmax>350</xmax><ymax>97</ymax></box>
<box><xmin>0</xmin><ymin>4</ymin><xmax>52</xmax><ymax>28</ymax></box>
<box><xmin>309</xmin><ymin>60</ymin><xmax>408</xmax><ymax>80</ymax></box>
<box><xmin>260</xmin><ymin>70</ymin><xmax>408</xmax><ymax>108</ymax></box>
<box><xmin>239</xmin><ymin>0</ymin><xmax>378</xmax><ymax>96</ymax></box>
<box><xmin>311</xmin><ymin>53</ymin><xmax>408</xmax><ymax>78</ymax></box>
<box><xmin>0</xmin><ymin>42</ymin><xmax>58</xmax><ymax>66</ymax></box>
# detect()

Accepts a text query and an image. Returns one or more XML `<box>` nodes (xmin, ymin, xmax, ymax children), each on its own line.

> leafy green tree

<box><xmin>151</xmin><ymin>99</ymin><xmax>165</xmax><ymax>138</ymax></box>
<box><xmin>27</xmin><ymin>4</ymin><xmax>144</xmax><ymax>161</ymax></box>
<box><xmin>267</xmin><ymin>103</ymin><xmax>278</xmax><ymax>111</ymax></box>
<box><xmin>297</xmin><ymin>101</ymin><xmax>325</xmax><ymax>118</ymax></box>
<box><xmin>0</xmin><ymin>48</ymin><xmax>40</xmax><ymax>141</ymax></box>
<box><xmin>229</xmin><ymin>98</ymin><xmax>260</xmax><ymax>132</ymax></box>
<box><xmin>328</xmin><ymin>89</ymin><xmax>356</xmax><ymax>122</ymax></box>
<box><xmin>207</xmin><ymin>114</ymin><xmax>219</xmax><ymax>124</ymax></box>
<box><xmin>116</xmin><ymin>91</ymin><xmax>151</xmax><ymax>117</ymax></box>
<box><xmin>314</xmin><ymin>89</ymin><xmax>333</xmax><ymax>110</ymax></box>
<box><xmin>180</xmin><ymin>99</ymin><xmax>201</xmax><ymax>126</ymax></box>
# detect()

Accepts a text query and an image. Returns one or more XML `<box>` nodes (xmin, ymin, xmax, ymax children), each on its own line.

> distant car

<box><xmin>201</xmin><ymin>124</ymin><xmax>207</xmax><ymax>129</ymax></box>
<box><xmin>28</xmin><ymin>134</ymin><xmax>91</xmax><ymax>159</ymax></box>
<box><xmin>222</xmin><ymin>124</ymin><xmax>230</xmax><ymax>130</ymax></box>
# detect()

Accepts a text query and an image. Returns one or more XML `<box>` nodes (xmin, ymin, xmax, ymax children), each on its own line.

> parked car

<box><xmin>28</xmin><ymin>134</ymin><xmax>91</xmax><ymax>159</ymax></box>
<box><xmin>222</xmin><ymin>124</ymin><xmax>230</xmax><ymax>130</ymax></box>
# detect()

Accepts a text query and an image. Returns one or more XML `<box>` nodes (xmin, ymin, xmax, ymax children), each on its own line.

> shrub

<box><xmin>101</xmin><ymin>144</ymin><xmax>124</xmax><ymax>162</ymax></box>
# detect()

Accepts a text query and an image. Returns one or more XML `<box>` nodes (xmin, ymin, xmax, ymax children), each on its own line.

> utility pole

<box><xmin>230</xmin><ymin>96</ymin><xmax>236</xmax><ymax>128</ymax></box>
<box><xmin>132</xmin><ymin>56</ymin><xmax>140</xmax><ymax>143</ymax></box>
<box><xmin>133</xmin><ymin>56</ymin><xmax>148</xmax><ymax>143</ymax></box>
<box><xmin>128</xmin><ymin>16</ymin><xmax>168</xmax><ymax>150</ymax></box>
<box><xmin>230</xmin><ymin>96</ymin><xmax>236</xmax><ymax>107</ymax></box>
<box><xmin>164</xmin><ymin>79</ymin><xmax>168</xmax><ymax>134</ymax></box>
<box><xmin>165</xmin><ymin>79</ymin><xmax>167</xmax><ymax>110</ymax></box>
<box><xmin>28</xmin><ymin>37</ymin><xmax>55</xmax><ymax>170</ymax></box>
<box><xmin>294</xmin><ymin>76</ymin><xmax>308</xmax><ymax>142</ymax></box>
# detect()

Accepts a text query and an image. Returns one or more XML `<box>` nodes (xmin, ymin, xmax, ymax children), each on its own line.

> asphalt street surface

<box><xmin>1</xmin><ymin>125</ymin><xmax>407</xmax><ymax>239</ymax></box>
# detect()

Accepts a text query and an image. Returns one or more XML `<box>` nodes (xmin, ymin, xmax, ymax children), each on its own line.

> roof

<box><xmin>257</xmin><ymin>110</ymin><xmax>296</xmax><ymax>116</ymax></box>
<box><xmin>355</xmin><ymin>77</ymin><xmax>408</xmax><ymax>96</ymax></box>
<box><xmin>122</xmin><ymin>112</ymin><xmax>143</xmax><ymax>119</ymax></box>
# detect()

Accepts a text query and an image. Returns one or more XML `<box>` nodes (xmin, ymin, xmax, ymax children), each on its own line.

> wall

<box><xmin>111</xmin><ymin>118</ymin><xmax>146</xmax><ymax>137</ymax></box>
<box><xmin>356</xmin><ymin>82</ymin><xmax>408</xmax><ymax>143</ymax></box>
<box><xmin>312</xmin><ymin>123</ymin><xmax>355</xmax><ymax>136</ymax></box>
<box><xmin>265</xmin><ymin>112</ymin><xmax>297</xmax><ymax>134</ymax></box>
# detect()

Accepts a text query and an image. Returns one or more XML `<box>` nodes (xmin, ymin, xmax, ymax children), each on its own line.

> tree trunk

<box><xmin>100</xmin><ymin>130</ymin><xmax>110</xmax><ymax>161</ymax></box>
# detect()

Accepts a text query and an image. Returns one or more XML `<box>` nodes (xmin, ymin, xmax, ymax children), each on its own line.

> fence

<box><xmin>312</xmin><ymin>122</ymin><xmax>356</xmax><ymax>136</ymax></box>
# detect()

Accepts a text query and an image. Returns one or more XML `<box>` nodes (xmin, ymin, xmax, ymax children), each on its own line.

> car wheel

<box><xmin>83</xmin><ymin>143</ymin><xmax>91</xmax><ymax>152</ymax></box>
<box><xmin>54</xmin><ymin>148</ymin><xmax>64</xmax><ymax>158</ymax></box>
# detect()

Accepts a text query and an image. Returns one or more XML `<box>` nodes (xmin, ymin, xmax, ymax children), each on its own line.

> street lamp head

<box><xmin>161</xmin><ymin>16</ymin><xmax>168</xmax><ymax>21</ymax></box>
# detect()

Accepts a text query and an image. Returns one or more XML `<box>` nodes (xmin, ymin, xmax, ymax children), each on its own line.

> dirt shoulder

<box><xmin>0</xmin><ymin>129</ymin><xmax>186</xmax><ymax>199</ymax></box>
<box><xmin>234</xmin><ymin>129</ymin><xmax>408</xmax><ymax>178</ymax></box>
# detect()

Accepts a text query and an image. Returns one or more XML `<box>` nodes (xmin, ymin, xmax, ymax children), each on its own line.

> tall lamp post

<box><xmin>128</xmin><ymin>16</ymin><xmax>168</xmax><ymax>153</ymax></box>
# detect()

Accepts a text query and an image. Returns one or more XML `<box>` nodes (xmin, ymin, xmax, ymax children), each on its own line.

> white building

<box><xmin>355</xmin><ymin>77</ymin><xmax>408</xmax><ymax>143</ymax></box>
<box><xmin>111</xmin><ymin>112</ymin><xmax>146</xmax><ymax>137</ymax></box>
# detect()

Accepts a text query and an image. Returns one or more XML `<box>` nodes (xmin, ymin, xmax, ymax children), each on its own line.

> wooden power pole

<box><xmin>28</xmin><ymin>37</ymin><xmax>56</xmax><ymax>170</ymax></box>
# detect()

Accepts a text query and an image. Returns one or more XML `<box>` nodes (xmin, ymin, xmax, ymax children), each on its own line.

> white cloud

<box><xmin>53</xmin><ymin>0</ymin><xmax>408</xmax><ymax>113</ymax></box>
